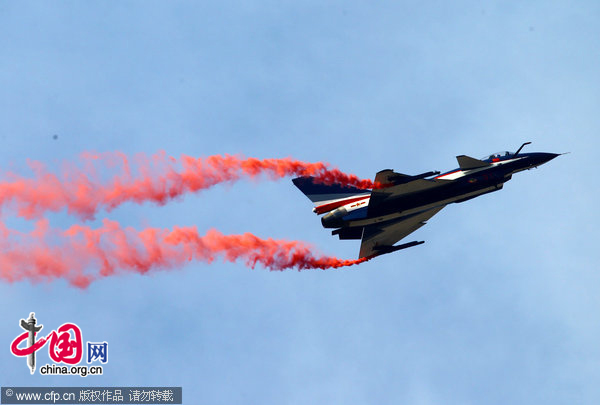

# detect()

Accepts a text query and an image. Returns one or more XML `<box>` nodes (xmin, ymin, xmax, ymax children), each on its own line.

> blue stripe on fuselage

<box><xmin>342</xmin><ymin>206</ymin><xmax>368</xmax><ymax>221</ymax></box>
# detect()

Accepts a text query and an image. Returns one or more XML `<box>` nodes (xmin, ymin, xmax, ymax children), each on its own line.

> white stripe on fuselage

<box><xmin>435</xmin><ymin>157</ymin><xmax>524</xmax><ymax>180</ymax></box>
<box><xmin>309</xmin><ymin>193</ymin><xmax>370</xmax><ymax>208</ymax></box>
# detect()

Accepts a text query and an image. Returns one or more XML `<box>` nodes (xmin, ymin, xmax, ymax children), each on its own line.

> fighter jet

<box><xmin>293</xmin><ymin>142</ymin><xmax>560</xmax><ymax>259</ymax></box>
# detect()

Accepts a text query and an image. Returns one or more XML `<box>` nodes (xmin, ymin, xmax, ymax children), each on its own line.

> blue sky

<box><xmin>0</xmin><ymin>1</ymin><xmax>598</xmax><ymax>404</ymax></box>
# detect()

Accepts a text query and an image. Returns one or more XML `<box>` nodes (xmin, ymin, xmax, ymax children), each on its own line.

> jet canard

<box><xmin>293</xmin><ymin>142</ymin><xmax>560</xmax><ymax>259</ymax></box>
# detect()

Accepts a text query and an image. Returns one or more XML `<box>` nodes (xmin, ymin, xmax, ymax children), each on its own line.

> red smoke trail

<box><xmin>0</xmin><ymin>219</ymin><xmax>369</xmax><ymax>288</ymax></box>
<box><xmin>0</xmin><ymin>152</ymin><xmax>375</xmax><ymax>220</ymax></box>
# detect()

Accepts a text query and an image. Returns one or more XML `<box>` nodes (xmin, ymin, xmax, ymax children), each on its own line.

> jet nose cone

<box><xmin>543</xmin><ymin>153</ymin><xmax>560</xmax><ymax>163</ymax></box>
<box><xmin>529</xmin><ymin>152</ymin><xmax>560</xmax><ymax>168</ymax></box>
<box><xmin>540</xmin><ymin>153</ymin><xmax>560</xmax><ymax>164</ymax></box>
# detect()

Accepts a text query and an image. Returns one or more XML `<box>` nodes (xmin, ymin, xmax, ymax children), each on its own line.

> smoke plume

<box><xmin>0</xmin><ymin>219</ymin><xmax>369</xmax><ymax>288</ymax></box>
<box><xmin>0</xmin><ymin>152</ymin><xmax>374</xmax><ymax>286</ymax></box>
<box><xmin>0</xmin><ymin>152</ymin><xmax>375</xmax><ymax>220</ymax></box>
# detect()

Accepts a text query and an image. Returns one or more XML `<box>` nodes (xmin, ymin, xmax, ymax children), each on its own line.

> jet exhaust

<box><xmin>0</xmin><ymin>151</ymin><xmax>377</xmax><ymax>287</ymax></box>
<box><xmin>0</xmin><ymin>219</ymin><xmax>369</xmax><ymax>288</ymax></box>
<box><xmin>0</xmin><ymin>151</ymin><xmax>375</xmax><ymax>220</ymax></box>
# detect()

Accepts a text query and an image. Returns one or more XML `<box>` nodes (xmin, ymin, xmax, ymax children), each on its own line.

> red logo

<box><xmin>10</xmin><ymin>313</ymin><xmax>83</xmax><ymax>374</ymax></box>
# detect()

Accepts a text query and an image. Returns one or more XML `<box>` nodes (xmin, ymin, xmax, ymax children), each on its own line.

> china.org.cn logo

<box><xmin>10</xmin><ymin>312</ymin><xmax>108</xmax><ymax>377</ymax></box>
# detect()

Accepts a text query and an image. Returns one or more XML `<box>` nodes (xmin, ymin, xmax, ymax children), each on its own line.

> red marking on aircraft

<box><xmin>314</xmin><ymin>195</ymin><xmax>370</xmax><ymax>215</ymax></box>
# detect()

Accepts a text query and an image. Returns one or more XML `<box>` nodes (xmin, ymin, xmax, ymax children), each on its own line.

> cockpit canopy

<box><xmin>481</xmin><ymin>151</ymin><xmax>512</xmax><ymax>161</ymax></box>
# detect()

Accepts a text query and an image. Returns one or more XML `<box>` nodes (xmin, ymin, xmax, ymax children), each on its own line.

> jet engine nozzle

<box><xmin>321</xmin><ymin>207</ymin><xmax>348</xmax><ymax>228</ymax></box>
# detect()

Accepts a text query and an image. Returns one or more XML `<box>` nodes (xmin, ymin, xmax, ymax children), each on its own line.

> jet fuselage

<box><xmin>292</xmin><ymin>144</ymin><xmax>560</xmax><ymax>259</ymax></box>
<box><xmin>321</xmin><ymin>152</ymin><xmax>558</xmax><ymax>229</ymax></box>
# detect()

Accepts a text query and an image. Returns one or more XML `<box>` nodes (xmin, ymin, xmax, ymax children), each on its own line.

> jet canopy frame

<box><xmin>480</xmin><ymin>142</ymin><xmax>532</xmax><ymax>162</ymax></box>
<box><xmin>481</xmin><ymin>151</ymin><xmax>512</xmax><ymax>161</ymax></box>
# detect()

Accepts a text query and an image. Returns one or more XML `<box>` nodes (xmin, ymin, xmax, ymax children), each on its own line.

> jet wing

<box><xmin>358</xmin><ymin>205</ymin><xmax>444</xmax><ymax>259</ymax></box>
<box><xmin>373</xmin><ymin>169</ymin><xmax>439</xmax><ymax>186</ymax></box>
<box><xmin>373</xmin><ymin>169</ymin><xmax>410</xmax><ymax>185</ymax></box>
<box><xmin>368</xmin><ymin>176</ymin><xmax>438</xmax><ymax>216</ymax></box>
